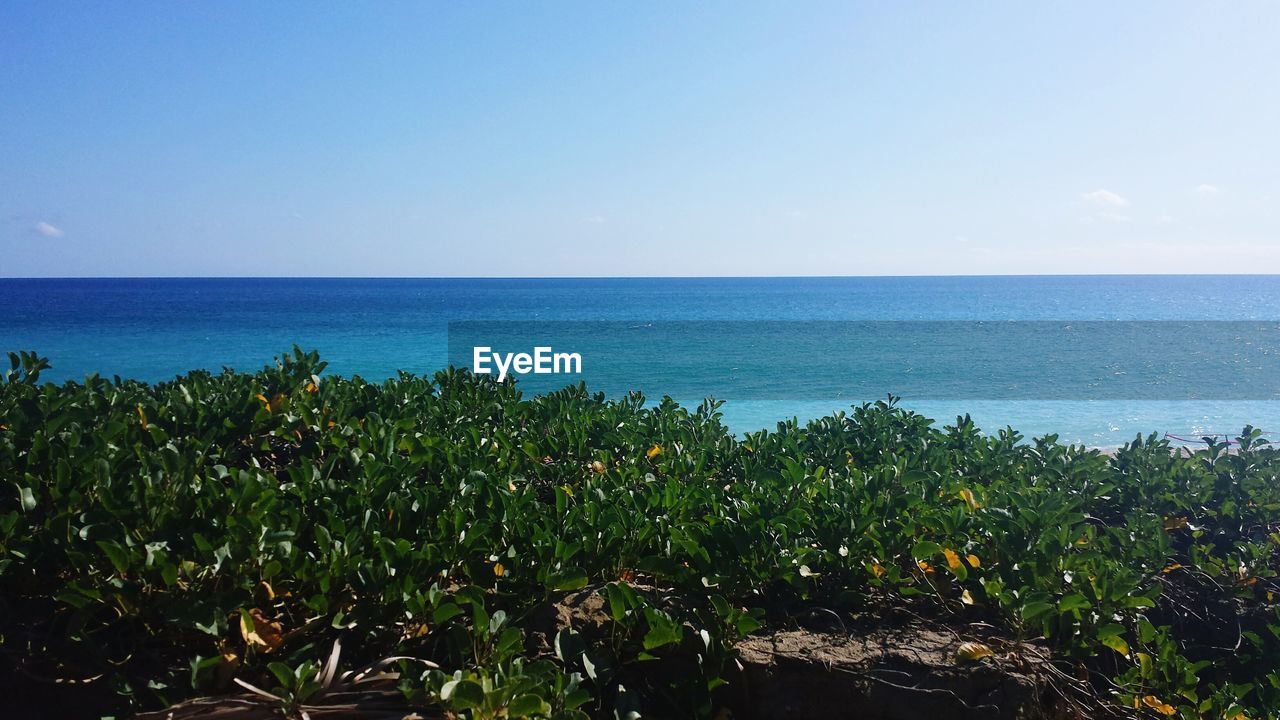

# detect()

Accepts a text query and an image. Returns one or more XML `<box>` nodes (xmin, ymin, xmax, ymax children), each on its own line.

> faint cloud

<box><xmin>786</xmin><ymin>209</ymin><xmax>808</xmax><ymax>220</ymax></box>
<box><xmin>34</xmin><ymin>221</ymin><xmax>64</xmax><ymax>238</ymax></box>
<box><xmin>1194</xmin><ymin>183</ymin><xmax>1220</xmax><ymax>196</ymax></box>
<box><xmin>1081</xmin><ymin>189</ymin><xmax>1131</xmax><ymax>208</ymax></box>
<box><xmin>1079</xmin><ymin>189</ymin><xmax>1132</xmax><ymax>223</ymax></box>
<box><xmin>582</xmin><ymin>215</ymin><xmax>606</xmax><ymax>224</ymax></box>
<box><xmin>1157</xmin><ymin>215</ymin><xmax>1176</xmax><ymax>224</ymax></box>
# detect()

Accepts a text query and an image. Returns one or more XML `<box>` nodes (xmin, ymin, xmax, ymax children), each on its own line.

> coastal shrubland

<box><xmin>2</xmin><ymin>348</ymin><xmax>1279</xmax><ymax>719</ymax></box>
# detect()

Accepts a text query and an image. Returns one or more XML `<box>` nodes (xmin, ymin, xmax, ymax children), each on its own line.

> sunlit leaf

<box><xmin>955</xmin><ymin>641</ymin><xmax>994</xmax><ymax>663</ymax></box>
<box><xmin>239</xmin><ymin>608</ymin><xmax>284</xmax><ymax>652</ymax></box>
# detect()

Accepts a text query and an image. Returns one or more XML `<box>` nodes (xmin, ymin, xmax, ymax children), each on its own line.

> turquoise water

<box><xmin>3</xmin><ymin>276</ymin><xmax>1279</xmax><ymax>446</ymax></box>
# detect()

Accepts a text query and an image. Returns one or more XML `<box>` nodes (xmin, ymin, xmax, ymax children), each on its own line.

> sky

<box><xmin>2</xmin><ymin>2</ymin><xmax>1278</xmax><ymax>277</ymax></box>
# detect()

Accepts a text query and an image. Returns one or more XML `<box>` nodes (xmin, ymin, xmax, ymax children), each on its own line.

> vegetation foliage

<box><xmin>2</xmin><ymin>348</ymin><xmax>1280</xmax><ymax>719</ymax></box>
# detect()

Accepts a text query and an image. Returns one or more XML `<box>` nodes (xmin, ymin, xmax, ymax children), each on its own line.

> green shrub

<box><xmin>2</xmin><ymin>348</ymin><xmax>1279</xmax><ymax>718</ymax></box>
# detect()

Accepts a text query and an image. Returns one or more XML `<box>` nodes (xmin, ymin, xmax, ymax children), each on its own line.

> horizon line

<box><xmin>4</xmin><ymin>272</ymin><xmax>1280</xmax><ymax>281</ymax></box>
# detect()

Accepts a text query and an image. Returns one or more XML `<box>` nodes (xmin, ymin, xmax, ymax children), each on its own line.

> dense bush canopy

<box><xmin>2</xmin><ymin>349</ymin><xmax>1279</xmax><ymax>718</ymax></box>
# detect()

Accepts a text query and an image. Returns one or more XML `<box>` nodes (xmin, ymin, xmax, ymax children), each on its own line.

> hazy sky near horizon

<box><xmin>3</xmin><ymin>2</ymin><xmax>1279</xmax><ymax>277</ymax></box>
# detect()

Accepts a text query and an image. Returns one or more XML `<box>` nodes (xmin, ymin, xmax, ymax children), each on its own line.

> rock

<box><xmin>729</xmin><ymin>624</ymin><xmax>1062</xmax><ymax>720</ymax></box>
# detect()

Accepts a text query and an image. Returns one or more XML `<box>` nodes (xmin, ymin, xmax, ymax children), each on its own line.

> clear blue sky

<box><xmin>2</xmin><ymin>2</ymin><xmax>1277</xmax><ymax>276</ymax></box>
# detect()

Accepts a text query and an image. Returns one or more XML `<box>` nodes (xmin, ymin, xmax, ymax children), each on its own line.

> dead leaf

<box><xmin>943</xmin><ymin>548</ymin><xmax>963</xmax><ymax>572</ymax></box>
<box><xmin>955</xmin><ymin>641</ymin><xmax>994</xmax><ymax>663</ymax></box>
<box><xmin>240</xmin><ymin>608</ymin><xmax>284</xmax><ymax>652</ymax></box>
<box><xmin>1141</xmin><ymin>695</ymin><xmax>1176</xmax><ymax>715</ymax></box>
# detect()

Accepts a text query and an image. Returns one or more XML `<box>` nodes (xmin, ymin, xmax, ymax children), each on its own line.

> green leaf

<box><xmin>1021</xmin><ymin>601</ymin><xmax>1054</xmax><ymax>623</ymax></box>
<box><xmin>548</xmin><ymin>567</ymin><xmax>589</xmax><ymax>591</ymax></box>
<box><xmin>642</xmin><ymin>608</ymin><xmax>683</xmax><ymax>650</ymax></box>
<box><xmin>911</xmin><ymin>540</ymin><xmax>942</xmax><ymax>559</ymax></box>
<box><xmin>1138</xmin><ymin>618</ymin><xmax>1157</xmax><ymax>643</ymax></box>
<box><xmin>432</xmin><ymin>602</ymin><xmax>464</xmax><ymax>625</ymax></box>
<box><xmin>96</xmin><ymin>540</ymin><xmax>130</xmax><ymax>574</ymax></box>
<box><xmin>440</xmin><ymin>679</ymin><xmax>485</xmax><ymax>709</ymax></box>
<box><xmin>18</xmin><ymin>486</ymin><xmax>36</xmax><ymax>512</ymax></box>
<box><xmin>1097</xmin><ymin>624</ymin><xmax>1130</xmax><ymax>658</ymax></box>
<box><xmin>267</xmin><ymin>661</ymin><xmax>294</xmax><ymax>688</ymax></box>
<box><xmin>507</xmin><ymin>694</ymin><xmax>551</xmax><ymax>717</ymax></box>
<box><xmin>1058</xmin><ymin>593</ymin><xmax>1091</xmax><ymax>613</ymax></box>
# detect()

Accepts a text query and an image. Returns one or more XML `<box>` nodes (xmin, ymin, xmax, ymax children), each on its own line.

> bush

<box><xmin>2</xmin><ymin>348</ymin><xmax>1279</xmax><ymax>718</ymax></box>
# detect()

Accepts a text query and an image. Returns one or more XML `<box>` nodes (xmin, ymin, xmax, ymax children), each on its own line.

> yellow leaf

<box><xmin>958</xmin><ymin>488</ymin><xmax>981</xmax><ymax>511</ymax></box>
<box><xmin>136</xmin><ymin>404</ymin><xmax>148</xmax><ymax>430</ymax></box>
<box><xmin>1141</xmin><ymin>695</ymin><xmax>1176</xmax><ymax>715</ymax></box>
<box><xmin>917</xmin><ymin>560</ymin><xmax>934</xmax><ymax>574</ymax></box>
<box><xmin>960</xmin><ymin>589</ymin><xmax>975</xmax><ymax>605</ymax></box>
<box><xmin>493</xmin><ymin>562</ymin><xmax>506</xmax><ymax>578</ymax></box>
<box><xmin>646</xmin><ymin>444</ymin><xmax>662</xmax><ymax>459</ymax></box>
<box><xmin>239</xmin><ymin>609</ymin><xmax>284</xmax><ymax>652</ymax></box>
<box><xmin>305</xmin><ymin>381</ymin><xmax>318</xmax><ymax>394</ymax></box>
<box><xmin>215</xmin><ymin>649</ymin><xmax>241</xmax><ymax>688</ymax></box>
<box><xmin>870</xmin><ymin>562</ymin><xmax>885</xmax><ymax>578</ymax></box>
<box><xmin>260</xmin><ymin>581</ymin><xmax>275</xmax><ymax>601</ymax></box>
<box><xmin>590</xmin><ymin>460</ymin><xmax>606</xmax><ymax>474</ymax></box>
<box><xmin>1100</xmin><ymin>633</ymin><xmax>1130</xmax><ymax>658</ymax></box>
<box><xmin>955</xmin><ymin>641</ymin><xmax>994</xmax><ymax>663</ymax></box>
<box><xmin>255</xmin><ymin>393</ymin><xmax>271</xmax><ymax>412</ymax></box>
<box><xmin>943</xmin><ymin>548</ymin><xmax>963</xmax><ymax>572</ymax></box>
<box><xmin>966</xmin><ymin>553</ymin><xmax>981</xmax><ymax>568</ymax></box>
<box><xmin>1161</xmin><ymin>563</ymin><xmax>1183</xmax><ymax>574</ymax></box>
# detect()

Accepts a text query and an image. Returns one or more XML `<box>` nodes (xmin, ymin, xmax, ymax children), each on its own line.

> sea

<box><xmin>3</xmin><ymin>276</ymin><xmax>1280</xmax><ymax>448</ymax></box>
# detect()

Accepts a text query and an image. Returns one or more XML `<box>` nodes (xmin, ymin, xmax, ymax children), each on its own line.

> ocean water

<box><xmin>3</xmin><ymin>276</ymin><xmax>1279</xmax><ymax>446</ymax></box>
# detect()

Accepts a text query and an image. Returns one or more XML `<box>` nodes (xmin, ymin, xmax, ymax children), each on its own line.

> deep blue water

<box><xmin>3</xmin><ymin>276</ymin><xmax>1279</xmax><ymax>446</ymax></box>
